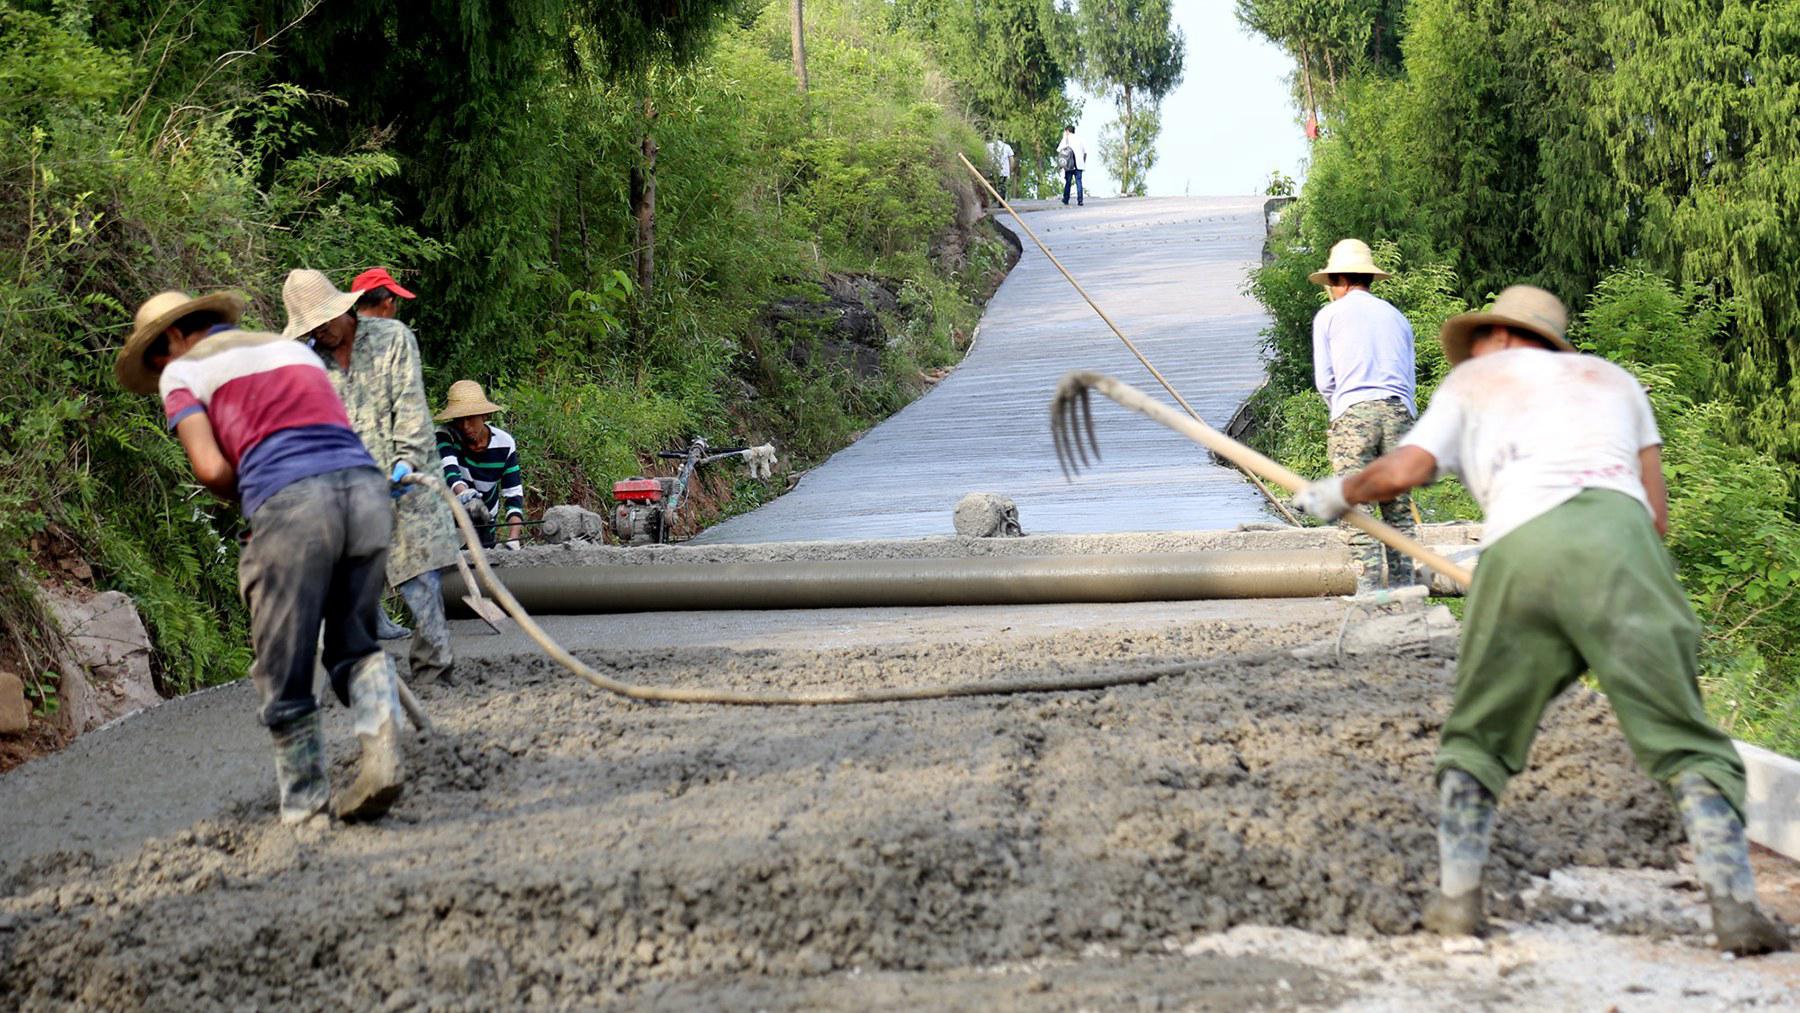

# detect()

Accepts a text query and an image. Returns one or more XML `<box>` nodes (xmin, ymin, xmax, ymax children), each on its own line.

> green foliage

<box><xmin>1073</xmin><ymin>0</ymin><xmax>1183</xmax><ymax>197</ymax></box>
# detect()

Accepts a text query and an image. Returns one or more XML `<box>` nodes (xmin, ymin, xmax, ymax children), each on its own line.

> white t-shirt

<box><xmin>1399</xmin><ymin>349</ymin><xmax>1661</xmax><ymax>547</ymax></box>
<box><xmin>987</xmin><ymin>139</ymin><xmax>1015</xmax><ymax>178</ymax></box>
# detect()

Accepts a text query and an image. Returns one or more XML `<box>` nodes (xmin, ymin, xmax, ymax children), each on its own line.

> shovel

<box><xmin>452</xmin><ymin>551</ymin><xmax>510</xmax><ymax>634</ymax></box>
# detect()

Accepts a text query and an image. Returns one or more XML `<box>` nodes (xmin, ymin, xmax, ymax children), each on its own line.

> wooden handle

<box><xmin>1083</xmin><ymin>372</ymin><xmax>1475</xmax><ymax>589</ymax></box>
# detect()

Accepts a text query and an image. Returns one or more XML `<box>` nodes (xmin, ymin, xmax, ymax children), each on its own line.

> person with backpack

<box><xmin>1057</xmin><ymin>125</ymin><xmax>1087</xmax><ymax>206</ymax></box>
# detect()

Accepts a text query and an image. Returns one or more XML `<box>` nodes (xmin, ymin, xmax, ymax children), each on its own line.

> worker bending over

<box><xmin>1294</xmin><ymin>285</ymin><xmax>1789</xmax><ymax>955</ymax></box>
<box><xmin>116</xmin><ymin>290</ymin><xmax>409</xmax><ymax>825</ymax></box>
<box><xmin>435</xmin><ymin>381</ymin><xmax>526</xmax><ymax>550</ymax></box>
<box><xmin>284</xmin><ymin>269</ymin><xmax>461</xmax><ymax>686</ymax></box>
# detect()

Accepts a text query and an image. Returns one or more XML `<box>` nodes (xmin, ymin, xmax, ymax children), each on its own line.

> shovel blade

<box><xmin>463</xmin><ymin>594</ymin><xmax>510</xmax><ymax>634</ymax></box>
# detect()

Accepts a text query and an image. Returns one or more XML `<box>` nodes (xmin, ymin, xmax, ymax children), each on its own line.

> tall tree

<box><xmin>1234</xmin><ymin>0</ymin><xmax>1407</xmax><ymax>129</ymax></box>
<box><xmin>790</xmin><ymin>0</ymin><xmax>808</xmax><ymax>93</ymax></box>
<box><xmin>1076</xmin><ymin>0</ymin><xmax>1185</xmax><ymax>196</ymax></box>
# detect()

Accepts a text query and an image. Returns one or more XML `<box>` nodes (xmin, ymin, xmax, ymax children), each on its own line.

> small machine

<box><xmin>611</xmin><ymin>438</ymin><xmax>777</xmax><ymax>546</ymax></box>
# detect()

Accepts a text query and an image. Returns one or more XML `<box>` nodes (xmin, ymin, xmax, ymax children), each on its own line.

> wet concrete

<box><xmin>699</xmin><ymin>197</ymin><xmax>1278</xmax><ymax>544</ymax></box>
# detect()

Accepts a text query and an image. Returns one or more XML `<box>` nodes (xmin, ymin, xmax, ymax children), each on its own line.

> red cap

<box><xmin>350</xmin><ymin>267</ymin><xmax>416</xmax><ymax>299</ymax></box>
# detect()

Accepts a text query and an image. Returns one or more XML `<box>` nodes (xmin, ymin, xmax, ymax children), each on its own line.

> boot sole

<box><xmin>336</xmin><ymin>726</ymin><xmax>405</xmax><ymax>822</ymax></box>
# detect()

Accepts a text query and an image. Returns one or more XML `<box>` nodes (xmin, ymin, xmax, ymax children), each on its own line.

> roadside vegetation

<box><xmin>0</xmin><ymin>0</ymin><xmax>1140</xmax><ymax>698</ymax></box>
<box><xmin>1240</xmin><ymin>0</ymin><xmax>1800</xmax><ymax>754</ymax></box>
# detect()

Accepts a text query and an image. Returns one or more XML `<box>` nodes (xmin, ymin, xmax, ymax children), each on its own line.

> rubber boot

<box><xmin>1422</xmin><ymin>768</ymin><xmax>1495</xmax><ymax>936</ymax></box>
<box><xmin>376</xmin><ymin>609</ymin><xmax>412</xmax><ymax>641</ymax></box>
<box><xmin>270</xmin><ymin>711</ymin><xmax>329</xmax><ymax>825</ymax></box>
<box><xmin>335</xmin><ymin>652</ymin><xmax>406</xmax><ymax>822</ymax></box>
<box><xmin>1671</xmin><ymin>771</ymin><xmax>1791</xmax><ymax>955</ymax></box>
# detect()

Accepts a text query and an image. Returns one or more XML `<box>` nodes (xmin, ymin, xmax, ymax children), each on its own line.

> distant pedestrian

<box><xmin>986</xmin><ymin>137</ymin><xmax>1015</xmax><ymax>201</ymax></box>
<box><xmin>435</xmin><ymin>381</ymin><xmax>527</xmax><ymax>550</ymax></box>
<box><xmin>116</xmin><ymin>289</ymin><xmax>407</xmax><ymax>826</ymax></box>
<box><xmin>285</xmin><ymin>269</ymin><xmax>462</xmax><ymax>687</ymax></box>
<box><xmin>1309</xmin><ymin>238</ymin><xmax>1417</xmax><ymax>592</ymax></box>
<box><xmin>1057</xmin><ymin>125</ymin><xmax>1087</xmax><ymax>206</ymax></box>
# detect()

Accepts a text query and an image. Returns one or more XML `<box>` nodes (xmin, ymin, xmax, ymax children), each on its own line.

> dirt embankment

<box><xmin>1</xmin><ymin>618</ymin><xmax>1687</xmax><ymax>1009</ymax></box>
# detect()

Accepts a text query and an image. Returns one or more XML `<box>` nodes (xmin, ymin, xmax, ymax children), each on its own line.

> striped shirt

<box><xmin>437</xmin><ymin>424</ymin><xmax>525</xmax><ymax>521</ymax></box>
<box><xmin>160</xmin><ymin>329</ymin><xmax>374</xmax><ymax>518</ymax></box>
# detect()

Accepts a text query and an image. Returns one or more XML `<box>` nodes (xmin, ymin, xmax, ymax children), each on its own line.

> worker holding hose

<box><xmin>115</xmin><ymin>290</ymin><xmax>409</xmax><ymax>826</ymax></box>
<box><xmin>1292</xmin><ymin>285</ymin><xmax>1790</xmax><ymax>955</ymax></box>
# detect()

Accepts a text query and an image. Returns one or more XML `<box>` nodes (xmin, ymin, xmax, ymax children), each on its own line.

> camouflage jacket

<box><xmin>318</xmin><ymin>316</ymin><xmax>460</xmax><ymax>585</ymax></box>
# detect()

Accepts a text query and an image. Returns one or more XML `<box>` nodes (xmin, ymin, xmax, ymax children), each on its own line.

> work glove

<box><xmin>453</xmin><ymin>483</ymin><xmax>480</xmax><ymax>507</ymax></box>
<box><xmin>389</xmin><ymin>461</ymin><xmax>415</xmax><ymax>498</ymax></box>
<box><xmin>503</xmin><ymin>540</ymin><xmax>521</xmax><ymax>552</ymax></box>
<box><xmin>1293</xmin><ymin>475</ymin><xmax>1351</xmax><ymax>521</ymax></box>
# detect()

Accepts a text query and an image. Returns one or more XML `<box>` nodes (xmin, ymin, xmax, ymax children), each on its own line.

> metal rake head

<box><xmin>1050</xmin><ymin>373</ymin><xmax>1103</xmax><ymax>480</ymax></box>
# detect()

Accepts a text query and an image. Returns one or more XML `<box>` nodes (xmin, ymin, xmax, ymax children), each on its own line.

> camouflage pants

<box><xmin>1327</xmin><ymin>396</ymin><xmax>1417</xmax><ymax>589</ymax></box>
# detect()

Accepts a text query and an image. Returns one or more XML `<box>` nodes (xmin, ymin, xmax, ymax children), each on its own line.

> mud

<box><xmin>0</xmin><ymin>616</ymin><xmax>1696</xmax><ymax>1009</ymax></box>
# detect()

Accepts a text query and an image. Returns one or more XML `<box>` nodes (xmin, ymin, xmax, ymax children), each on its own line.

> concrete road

<box><xmin>699</xmin><ymin>196</ymin><xmax>1280</xmax><ymax>544</ymax></box>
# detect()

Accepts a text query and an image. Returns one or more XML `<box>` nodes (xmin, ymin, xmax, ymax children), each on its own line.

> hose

<box><xmin>407</xmin><ymin>473</ymin><xmax>1205</xmax><ymax>706</ymax></box>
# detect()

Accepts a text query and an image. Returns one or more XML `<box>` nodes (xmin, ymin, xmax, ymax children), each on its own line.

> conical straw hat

<box><xmin>1438</xmin><ymin>285</ymin><xmax>1573</xmax><ymax>365</ymax></box>
<box><xmin>435</xmin><ymin>380</ymin><xmax>506</xmax><ymax>422</ymax></box>
<box><xmin>280</xmin><ymin>268</ymin><xmax>359</xmax><ymax>339</ymax></box>
<box><xmin>115</xmin><ymin>289</ymin><xmax>246</xmax><ymax>394</ymax></box>
<box><xmin>1308</xmin><ymin>238</ymin><xmax>1393</xmax><ymax>285</ymax></box>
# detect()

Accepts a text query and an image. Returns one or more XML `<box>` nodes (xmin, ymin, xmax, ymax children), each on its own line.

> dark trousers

<box><xmin>1062</xmin><ymin>169</ymin><xmax>1084</xmax><ymax>205</ymax></box>
<box><xmin>238</xmin><ymin>467</ymin><xmax>392</xmax><ymax>727</ymax></box>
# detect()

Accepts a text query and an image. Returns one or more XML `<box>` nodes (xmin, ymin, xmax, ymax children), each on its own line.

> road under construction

<box><xmin>3</xmin><ymin>197</ymin><xmax>1797</xmax><ymax>1009</ymax></box>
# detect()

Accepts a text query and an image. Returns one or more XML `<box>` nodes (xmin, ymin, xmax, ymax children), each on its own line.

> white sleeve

<box><xmin>1633</xmin><ymin>385</ymin><xmax>1662</xmax><ymax>449</ymax></box>
<box><xmin>1399</xmin><ymin>384</ymin><xmax>1467</xmax><ymax>479</ymax></box>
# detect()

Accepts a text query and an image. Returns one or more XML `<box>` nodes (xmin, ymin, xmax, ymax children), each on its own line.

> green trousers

<box><xmin>1437</xmin><ymin>490</ymin><xmax>1746</xmax><ymax>815</ymax></box>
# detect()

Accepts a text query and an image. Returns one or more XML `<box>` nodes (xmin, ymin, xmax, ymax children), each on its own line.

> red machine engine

<box><xmin>612</xmin><ymin>478</ymin><xmax>671</xmax><ymax>545</ymax></box>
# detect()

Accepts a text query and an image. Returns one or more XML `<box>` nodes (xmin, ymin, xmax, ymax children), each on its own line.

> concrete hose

<box><xmin>409</xmin><ymin>474</ymin><xmax>1201</xmax><ymax>706</ymax></box>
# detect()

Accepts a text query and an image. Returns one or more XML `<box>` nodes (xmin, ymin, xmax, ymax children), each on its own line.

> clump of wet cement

<box><xmin>0</xmin><ymin>625</ymin><xmax>1682</xmax><ymax>1009</ymax></box>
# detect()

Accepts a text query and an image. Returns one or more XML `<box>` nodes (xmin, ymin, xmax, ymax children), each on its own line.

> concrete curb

<box><xmin>1738</xmin><ymin>738</ymin><xmax>1800</xmax><ymax>861</ymax></box>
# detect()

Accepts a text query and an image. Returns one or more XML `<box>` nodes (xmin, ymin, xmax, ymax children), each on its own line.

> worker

<box><xmin>1057</xmin><ymin>125</ymin><xmax>1087</xmax><ymax>206</ymax></box>
<box><xmin>1309</xmin><ymin>238</ymin><xmax>1417</xmax><ymax>592</ymax></box>
<box><xmin>283</xmin><ymin>269</ymin><xmax>461</xmax><ymax>687</ymax></box>
<box><xmin>1292</xmin><ymin>285</ymin><xmax>1790</xmax><ymax>955</ymax></box>
<box><xmin>435</xmin><ymin>381</ymin><xmax>526</xmax><ymax>550</ymax></box>
<box><xmin>350</xmin><ymin>267</ymin><xmax>421</xmax><ymax>642</ymax></box>
<box><xmin>986</xmin><ymin>137</ymin><xmax>1015</xmax><ymax>201</ymax></box>
<box><xmin>115</xmin><ymin>290</ymin><xmax>407</xmax><ymax>825</ymax></box>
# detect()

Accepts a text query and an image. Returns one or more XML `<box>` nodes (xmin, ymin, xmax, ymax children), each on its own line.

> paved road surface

<box><xmin>699</xmin><ymin>196</ymin><xmax>1279</xmax><ymax>544</ymax></box>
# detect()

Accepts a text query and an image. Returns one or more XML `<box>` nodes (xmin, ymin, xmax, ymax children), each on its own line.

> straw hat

<box><xmin>279</xmin><ymin>268</ymin><xmax>359</xmax><ymax>339</ymax></box>
<box><xmin>1308</xmin><ymin>238</ymin><xmax>1393</xmax><ymax>285</ymax></box>
<box><xmin>115</xmin><ymin>289</ymin><xmax>246</xmax><ymax>394</ymax></box>
<box><xmin>1438</xmin><ymin>285</ymin><xmax>1573</xmax><ymax>365</ymax></box>
<box><xmin>435</xmin><ymin>380</ymin><xmax>505</xmax><ymax>422</ymax></box>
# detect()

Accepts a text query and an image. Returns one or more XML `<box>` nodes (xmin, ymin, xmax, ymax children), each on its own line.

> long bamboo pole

<box><xmin>954</xmin><ymin>152</ymin><xmax>1303</xmax><ymax>526</ymax></box>
<box><xmin>1063</xmin><ymin>371</ymin><xmax>1473</xmax><ymax>589</ymax></box>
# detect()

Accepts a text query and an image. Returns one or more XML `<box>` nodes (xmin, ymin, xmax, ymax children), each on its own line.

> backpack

<box><xmin>1061</xmin><ymin>147</ymin><xmax>1078</xmax><ymax>173</ymax></box>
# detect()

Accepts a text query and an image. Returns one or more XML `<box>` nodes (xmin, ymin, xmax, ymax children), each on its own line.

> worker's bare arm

<box><xmin>174</xmin><ymin>414</ymin><xmax>238</xmax><ymax>500</ymax></box>
<box><xmin>1639</xmin><ymin>444</ymin><xmax>1669</xmax><ymax>538</ymax></box>
<box><xmin>1343</xmin><ymin>446</ymin><xmax>1438</xmax><ymax>505</ymax></box>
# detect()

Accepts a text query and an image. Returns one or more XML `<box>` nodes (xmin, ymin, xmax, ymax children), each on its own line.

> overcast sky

<box><xmin>1070</xmin><ymin>0</ymin><xmax>1309</xmax><ymax>198</ymax></box>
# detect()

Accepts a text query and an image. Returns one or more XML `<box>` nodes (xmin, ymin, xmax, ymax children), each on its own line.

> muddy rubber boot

<box><xmin>335</xmin><ymin>652</ymin><xmax>406</xmax><ymax>822</ymax></box>
<box><xmin>375</xmin><ymin>610</ymin><xmax>412</xmax><ymax>640</ymax></box>
<box><xmin>1423</xmin><ymin>768</ymin><xmax>1495</xmax><ymax>936</ymax></box>
<box><xmin>271</xmin><ymin>711</ymin><xmax>329</xmax><ymax>825</ymax></box>
<box><xmin>1671</xmin><ymin>771</ymin><xmax>1791</xmax><ymax>955</ymax></box>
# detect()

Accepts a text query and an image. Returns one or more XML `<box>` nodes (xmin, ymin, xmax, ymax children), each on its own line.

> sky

<box><xmin>1070</xmin><ymin>0</ymin><xmax>1309</xmax><ymax>198</ymax></box>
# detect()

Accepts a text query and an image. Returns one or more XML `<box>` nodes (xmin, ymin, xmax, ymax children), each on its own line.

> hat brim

<box><xmin>280</xmin><ymin>289</ymin><xmax>360</xmax><ymax>340</ymax></box>
<box><xmin>1438</xmin><ymin>311</ymin><xmax>1576</xmax><ymax>366</ymax></box>
<box><xmin>435</xmin><ymin>399</ymin><xmax>506</xmax><ymax>423</ymax></box>
<box><xmin>1308</xmin><ymin>267</ymin><xmax>1394</xmax><ymax>286</ymax></box>
<box><xmin>115</xmin><ymin>291</ymin><xmax>247</xmax><ymax>395</ymax></box>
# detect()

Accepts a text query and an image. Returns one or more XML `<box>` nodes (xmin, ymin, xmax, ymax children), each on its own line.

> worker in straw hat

<box><xmin>115</xmin><ymin>289</ymin><xmax>409</xmax><ymax>826</ymax></box>
<box><xmin>282</xmin><ymin>269</ymin><xmax>461</xmax><ymax>688</ymax></box>
<box><xmin>1291</xmin><ymin>285</ymin><xmax>1790</xmax><ymax>955</ymax></box>
<box><xmin>435</xmin><ymin>380</ymin><xmax>527</xmax><ymax>550</ymax></box>
<box><xmin>1308</xmin><ymin>238</ymin><xmax>1418</xmax><ymax>593</ymax></box>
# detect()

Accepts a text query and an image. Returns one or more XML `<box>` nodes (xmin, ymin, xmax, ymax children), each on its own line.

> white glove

<box><xmin>503</xmin><ymin>539</ymin><xmax>521</xmax><ymax>551</ymax></box>
<box><xmin>453</xmin><ymin>483</ymin><xmax>479</xmax><ymax>505</ymax></box>
<box><xmin>1293</xmin><ymin>475</ymin><xmax>1352</xmax><ymax>521</ymax></box>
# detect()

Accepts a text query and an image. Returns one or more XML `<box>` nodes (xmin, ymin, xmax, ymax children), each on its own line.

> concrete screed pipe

<box><xmin>442</xmin><ymin>551</ymin><xmax>1355</xmax><ymax>615</ymax></box>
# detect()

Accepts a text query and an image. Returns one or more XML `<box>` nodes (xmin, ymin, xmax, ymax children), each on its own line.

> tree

<box><xmin>1234</xmin><ymin>0</ymin><xmax>1407</xmax><ymax>130</ymax></box>
<box><xmin>1076</xmin><ymin>0</ymin><xmax>1184</xmax><ymax>196</ymax></box>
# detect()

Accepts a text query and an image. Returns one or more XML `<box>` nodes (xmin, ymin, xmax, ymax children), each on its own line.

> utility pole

<box><xmin>791</xmin><ymin>0</ymin><xmax>808</xmax><ymax>93</ymax></box>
